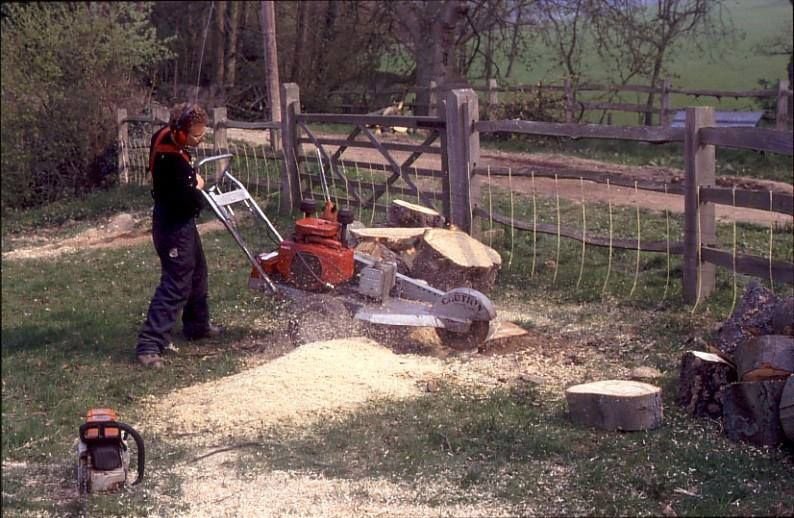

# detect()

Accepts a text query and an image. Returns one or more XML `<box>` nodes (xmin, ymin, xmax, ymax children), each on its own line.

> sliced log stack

<box><xmin>351</xmin><ymin>219</ymin><xmax>502</xmax><ymax>294</ymax></box>
<box><xmin>677</xmin><ymin>283</ymin><xmax>794</xmax><ymax>447</ymax></box>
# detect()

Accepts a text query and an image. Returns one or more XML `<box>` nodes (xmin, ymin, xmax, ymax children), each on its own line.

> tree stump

<box><xmin>410</xmin><ymin>229</ymin><xmax>501</xmax><ymax>293</ymax></box>
<box><xmin>387</xmin><ymin>199</ymin><xmax>445</xmax><ymax>228</ymax></box>
<box><xmin>780</xmin><ymin>376</ymin><xmax>794</xmax><ymax>442</ymax></box>
<box><xmin>719</xmin><ymin>379</ymin><xmax>787</xmax><ymax>446</ymax></box>
<box><xmin>349</xmin><ymin>227</ymin><xmax>428</xmax><ymax>251</ymax></box>
<box><xmin>676</xmin><ymin>351</ymin><xmax>736</xmax><ymax>418</ymax></box>
<box><xmin>565</xmin><ymin>380</ymin><xmax>663</xmax><ymax>431</ymax></box>
<box><xmin>734</xmin><ymin>335</ymin><xmax>794</xmax><ymax>381</ymax></box>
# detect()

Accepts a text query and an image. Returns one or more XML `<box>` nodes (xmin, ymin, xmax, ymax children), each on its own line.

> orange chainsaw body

<box><xmin>251</xmin><ymin>216</ymin><xmax>354</xmax><ymax>290</ymax></box>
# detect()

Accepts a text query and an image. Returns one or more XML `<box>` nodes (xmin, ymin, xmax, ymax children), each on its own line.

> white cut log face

<box><xmin>734</xmin><ymin>335</ymin><xmax>794</xmax><ymax>381</ymax></box>
<box><xmin>780</xmin><ymin>376</ymin><xmax>794</xmax><ymax>442</ymax></box>
<box><xmin>422</xmin><ymin>229</ymin><xmax>502</xmax><ymax>268</ymax></box>
<box><xmin>565</xmin><ymin>380</ymin><xmax>663</xmax><ymax>431</ymax></box>
<box><xmin>719</xmin><ymin>379</ymin><xmax>787</xmax><ymax>446</ymax></box>
<box><xmin>392</xmin><ymin>199</ymin><xmax>440</xmax><ymax>216</ymax></box>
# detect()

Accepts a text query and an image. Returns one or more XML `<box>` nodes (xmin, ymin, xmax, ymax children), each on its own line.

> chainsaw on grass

<box><xmin>197</xmin><ymin>153</ymin><xmax>496</xmax><ymax>350</ymax></box>
<box><xmin>76</xmin><ymin>408</ymin><xmax>144</xmax><ymax>495</ymax></box>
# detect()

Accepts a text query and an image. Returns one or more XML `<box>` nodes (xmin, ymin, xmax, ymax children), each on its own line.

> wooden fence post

<box><xmin>564</xmin><ymin>78</ymin><xmax>575</xmax><ymax>123</ymax></box>
<box><xmin>116</xmin><ymin>108</ymin><xmax>129</xmax><ymax>184</ymax></box>
<box><xmin>487</xmin><ymin>78</ymin><xmax>498</xmax><ymax>120</ymax></box>
<box><xmin>152</xmin><ymin>104</ymin><xmax>170</xmax><ymax>125</ymax></box>
<box><xmin>279</xmin><ymin>82</ymin><xmax>302</xmax><ymax>213</ymax></box>
<box><xmin>660</xmin><ymin>79</ymin><xmax>671</xmax><ymax>127</ymax></box>
<box><xmin>429</xmin><ymin>80</ymin><xmax>438</xmax><ymax>117</ymax></box>
<box><xmin>683</xmin><ymin>106</ymin><xmax>716</xmax><ymax>304</ymax></box>
<box><xmin>444</xmin><ymin>89</ymin><xmax>481</xmax><ymax>237</ymax></box>
<box><xmin>776</xmin><ymin>79</ymin><xmax>790</xmax><ymax>131</ymax></box>
<box><xmin>213</xmin><ymin>107</ymin><xmax>228</xmax><ymax>178</ymax></box>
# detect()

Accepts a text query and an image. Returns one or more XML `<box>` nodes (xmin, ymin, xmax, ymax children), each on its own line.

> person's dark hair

<box><xmin>169</xmin><ymin>103</ymin><xmax>208</xmax><ymax>132</ymax></box>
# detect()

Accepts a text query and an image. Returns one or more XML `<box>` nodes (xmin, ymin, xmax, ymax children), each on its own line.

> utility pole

<box><xmin>260</xmin><ymin>1</ymin><xmax>281</xmax><ymax>150</ymax></box>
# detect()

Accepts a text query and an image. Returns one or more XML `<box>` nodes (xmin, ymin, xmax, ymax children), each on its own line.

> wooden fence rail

<box><xmin>329</xmin><ymin>78</ymin><xmax>792</xmax><ymax>129</ymax></box>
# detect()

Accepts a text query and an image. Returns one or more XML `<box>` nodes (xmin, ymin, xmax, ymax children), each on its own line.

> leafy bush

<box><xmin>0</xmin><ymin>2</ymin><xmax>172</xmax><ymax>211</ymax></box>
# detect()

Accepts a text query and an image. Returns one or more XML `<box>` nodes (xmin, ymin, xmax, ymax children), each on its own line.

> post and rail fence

<box><xmin>117</xmin><ymin>83</ymin><xmax>793</xmax><ymax>305</ymax></box>
<box><xmin>328</xmin><ymin>78</ymin><xmax>793</xmax><ymax>130</ymax></box>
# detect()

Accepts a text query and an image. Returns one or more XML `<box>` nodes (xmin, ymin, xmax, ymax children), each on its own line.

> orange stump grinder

<box><xmin>198</xmin><ymin>153</ymin><xmax>496</xmax><ymax>350</ymax></box>
<box><xmin>76</xmin><ymin>408</ymin><xmax>144</xmax><ymax>495</ymax></box>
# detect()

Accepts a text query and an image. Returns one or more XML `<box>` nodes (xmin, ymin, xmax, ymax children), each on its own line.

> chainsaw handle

<box><xmin>79</xmin><ymin>421</ymin><xmax>145</xmax><ymax>486</ymax></box>
<box><xmin>117</xmin><ymin>422</ymin><xmax>145</xmax><ymax>486</ymax></box>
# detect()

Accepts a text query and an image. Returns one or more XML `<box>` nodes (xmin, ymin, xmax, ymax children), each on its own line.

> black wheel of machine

<box><xmin>289</xmin><ymin>296</ymin><xmax>358</xmax><ymax>345</ymax></box>
<box><xmin>435</xmin><ymin>321</ymin><xmax>490</xmax><ymax>351</ymax></box>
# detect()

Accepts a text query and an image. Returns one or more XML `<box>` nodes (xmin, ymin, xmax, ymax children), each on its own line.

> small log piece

<box><xmin>719</xmin><ymin>379</ymin><xmax>787</xmax><ymax>446</ymax></box>
<box><xmin>411</xmin><ymin>228</ymin><xmax>501</xmax><ymax>293</ymax></box>
<box><xmin>734</xmin><ymin>335</ymin><xmax>794</xmax><ymax>381</ymax></box>
<box><xmin>388</xmin><ymin>199</ymin><xmax>445</xmax><ymax>228</ymax></box>
<box><xmin>349</xmin><ymin>227</ymin><xmax>428</xmax><ymax>251</ymax></box>
<box><xmin>780</xmin><ymin>376</ymin><xmax>794</xmax><ymax>442</ymax></box>
<box><xmin>565</xmin><ymin>380</ymin><xmax>663</xmax><ymax>431</ymax></box>
<box><xmin>713</xmin><ymin>282</ymin><xmax>778</xmax><ymax>357</ymax></box>
<box><xmin>676</xmin><ymin>351</ymin><xmax>737</xmax><ymax>418</ymax></box>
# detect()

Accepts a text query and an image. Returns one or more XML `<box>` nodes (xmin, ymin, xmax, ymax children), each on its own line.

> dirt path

<box><xmin>229</xmin><ymin>128</ymin><xmax>793</xmax><ymax>227</ymax></box>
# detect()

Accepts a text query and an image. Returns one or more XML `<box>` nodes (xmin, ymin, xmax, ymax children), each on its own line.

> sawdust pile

<box><xmin>177</xmin><ymin>453</ymin><xmax>515</xmax><ymax>518</ymax></box>
<box><xmin>146</xmin><ymin>338</ymin><xmax>444</xmax><ymax>442</ymax></box>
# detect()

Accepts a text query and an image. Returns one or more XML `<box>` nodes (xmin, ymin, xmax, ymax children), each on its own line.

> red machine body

<box><xmin>251</xmin><ymin>216</ymin><xmax>355</xmax><ymax>291</ymax></box>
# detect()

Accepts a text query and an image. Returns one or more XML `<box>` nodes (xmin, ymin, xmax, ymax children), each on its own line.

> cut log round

<box><xmin>780</xmin><ymin>376</ymin><xmax>794</xmax><ymax>442</ymax></box>
<box><xmin>349</xmin><ymin>227</ymin><xmax>428</xmax><ymax>251</ymax></box>
<box><xmin>411</xmin><ymin>229</ymin><xmax>501</xmax><ymax>293</ymax></box>
<box><xmin>718</xmin><ymin>379</ymin><xmax>787</xmax><ymax>446</ymax></box>
<box><xmin>713</xmin><ymin>282</ymin><xmax>778</xmax><ymax>357</ymax></box>
<box><xmin>734</xmin><ymin>335</ymin><xmax>794</xmax><ymax>381</ymax></box>
<box><xmin>565</xmin><ymin>380</ymin><xmax>663</xmax><ymax>431</ymax></box>
<box><xmin>676</xmin><ymin>351</ymin><xmax>737</xmax><ymax>418</ymax></box>
<box><xmin>387</xmin><ymin>199</ymin><xmax>445</xmax><ymax>228</ymax></box>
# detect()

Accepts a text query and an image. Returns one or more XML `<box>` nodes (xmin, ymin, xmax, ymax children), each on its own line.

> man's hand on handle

<box><xmin>195</xmin><ymin>173</ymin><xmax>205</xmax><ymax>190</ymax></box>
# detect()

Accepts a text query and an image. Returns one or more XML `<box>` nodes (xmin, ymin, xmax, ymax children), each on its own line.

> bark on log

<box><xmin>713</xmin><ymin>282</ymin><xmax>778</xmax><ymax>357</ymax></box>
<box><xmin>719</xmin><ymin>379</ymin><xmax>787</xmax><ymax>446</ymax></box>
<box><xmin>676</xmin><ymin>351</ymin><xmax>737</xmax><ymax>418</ymax></box>
<box><xmin>772</xmin><ymin>297</ymin><xmax>794</xmax><ymax>337</ymax></box>
<box><xmin>411</xmin><ymin>228</ymin><xmax>501</xmax><ymax>293</ymax></box>
<box><xmin>780</xmin><ymin>376</ymin><xmax>794</xmax><ymax>442</ymax></box>
<box><xmin>565</xmin><ymin>380</ymin><xmax>663</xmax><ymax>431</ymax></box>
<box><xmin>734</xmin><ymin>335</ymin><xmax>794</xmax><ymax>381</ymax></box>
<box><xmin>349</xmin><ymin>227</ymin><xmax>428</xmax><ymax>251</ymax></box>
<box><xmin>388</xmin><ymin>199</ymin><xmax>445</xmax><ymax>228</ymax></box>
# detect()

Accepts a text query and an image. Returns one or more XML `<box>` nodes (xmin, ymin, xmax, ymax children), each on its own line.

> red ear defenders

<box><xmin>170</xmin><ymin>105</ymin><xmax>193</xmax><ymax>147</ymax></box>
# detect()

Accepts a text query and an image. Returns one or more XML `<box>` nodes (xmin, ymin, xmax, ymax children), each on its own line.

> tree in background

<box><xmin>1</xmin><ymin>2</ymin><xmax>171</xmax><ymax>210</ymax></box>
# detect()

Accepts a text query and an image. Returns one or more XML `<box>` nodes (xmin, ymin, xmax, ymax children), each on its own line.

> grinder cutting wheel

<box><xmin>198</xmin><ymin>152</ymin><xmax>496</xmax><ymax>350</ymax></box>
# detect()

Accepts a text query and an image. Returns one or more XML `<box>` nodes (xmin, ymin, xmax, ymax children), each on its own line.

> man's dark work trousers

<box><xmin>136</xmin><ymin>218</ymin><xmax>209</xmax><ymax>356</ymax></box>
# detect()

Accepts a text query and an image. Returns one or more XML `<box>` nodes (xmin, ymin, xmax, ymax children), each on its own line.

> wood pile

<box><xmin>351</xmin><ymin>200</ymin><xmax>502</xmax><ymax>293</ymax></box>
<box><xmin>676</xmin><ymin>282</ymin><xmax>794</xmax><ymax>446</ymax></box>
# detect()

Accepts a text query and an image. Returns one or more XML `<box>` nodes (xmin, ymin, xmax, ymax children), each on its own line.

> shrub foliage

<box><xmin>1</xmin><ymin>2</ymin><xmax>171</xmax><ymax>211</ymax></box>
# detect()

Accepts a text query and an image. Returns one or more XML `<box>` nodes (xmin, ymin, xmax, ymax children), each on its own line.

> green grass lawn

<box><xmin>2</xmin><ymin>175</ymin><xmax>792</xmax><ymax>516</ymax></box>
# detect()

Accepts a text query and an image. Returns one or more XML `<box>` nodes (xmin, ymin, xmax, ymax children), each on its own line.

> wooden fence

<box><xmin>118</xmin><ymin>84</ymin><xmax>794</xmax><ymax>304</ymax></box>
<box><xmin>329</xmin><ymin>78</ymin><xmax>794</xmax><ymax>130</ymax></box>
